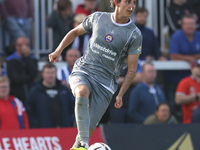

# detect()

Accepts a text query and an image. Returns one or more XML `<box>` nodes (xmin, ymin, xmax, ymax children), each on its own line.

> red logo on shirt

<box><xmin>73</xmin><ymin>78</ymin><xmax>81</xmax><ymax>84</ymax></box>
<box><xmin>105</xmin><ymin>34</ymin><xmax>113</xmax><ymax>43</ymax></box>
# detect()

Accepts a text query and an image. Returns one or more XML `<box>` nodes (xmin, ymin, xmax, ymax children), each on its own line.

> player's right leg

<box><xmin>74</xmin><ymin>85</ymin><xmax>90</xmax><ymax>149</ymax></box>
<box><xmin>69</xmin><ymin>73</ymin><xmax>92</xmax><ymax>150</ymax></box>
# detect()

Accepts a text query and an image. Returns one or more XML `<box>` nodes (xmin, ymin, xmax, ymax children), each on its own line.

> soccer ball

<box><xmin>88</xmin><ymin>143</ymin><xmax>111</xmax><ymax>150</ymax></box>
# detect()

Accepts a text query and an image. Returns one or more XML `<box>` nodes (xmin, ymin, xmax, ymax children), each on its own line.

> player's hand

<box><xmin>49</xmin><ymin>51</ymin><xmax>61</xmax><ymax>63</ymax></box>
<box><xmin>115</xmin><ymin>95</ymin><xmax>123</xmax><ymax>109</ymax></box>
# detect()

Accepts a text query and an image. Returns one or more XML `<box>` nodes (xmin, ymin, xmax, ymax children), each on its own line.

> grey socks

<box><xmin>75</xmin><ymin>97</ymin><xmax>90</xmax><ymax>145</ymax></box>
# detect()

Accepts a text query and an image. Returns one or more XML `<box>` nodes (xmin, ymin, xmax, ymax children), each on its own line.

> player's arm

<box><xmin>49</xmin><ymin>24</ymin><xmax>86</xmax><ymax>63</ymax></box>
<box><xmin>115</xmin><ymin>54</ymin><xmax>139</xmax><ymax>108</ymax></box>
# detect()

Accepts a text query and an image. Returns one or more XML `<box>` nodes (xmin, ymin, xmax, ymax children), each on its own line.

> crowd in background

<box><xmin>0</xmin><ymin>0</ymin><xmax>200</xmax><ymax>130</ymax></box>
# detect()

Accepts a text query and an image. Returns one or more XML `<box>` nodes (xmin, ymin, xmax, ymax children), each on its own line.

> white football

<box><xmin>88</xmin><ymin>143</ymin><xmax>111</xmax><ymax>150</ymax></box>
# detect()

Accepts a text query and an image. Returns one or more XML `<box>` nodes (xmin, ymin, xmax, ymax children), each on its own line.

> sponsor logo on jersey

<box><xmin>73</xmin><ymin>78</ymin><xmax>81</xmax><ymax>84</ymax></box>
<box><xmin>105</xmin><ymin>34</ymin><xmax>113</xmax><ymax>43</ymax></box>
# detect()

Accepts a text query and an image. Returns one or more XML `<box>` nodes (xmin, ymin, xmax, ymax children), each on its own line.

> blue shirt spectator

<box><xmin>137</xmin><ymin>25</ymin><xmax>162</xmax><ymax>60</ymax></box>
<box><xmin>109</xmin><ymin>61</ymin><xmax>142</xmax><ymax>123</ymax></box>
<box><xmin>166</xmin><ymin>15</ymin><xmax>200</xmax><ymax>84</ymax></box>
<box><xmin>128</xmin><ymin>82</ymin><xmax>166</xmax><ymax>123</ymax></box>
<box><xmin>128</xmin><ymin>63</ymin><xmax>166</xmax><ymax>123</ymax></box>
<box><xmin>170</xmin><ymin>30</ymin><xmax>200</xmax><ymax>56</ymax></box>
<box><xmin>134</xmin><ymin>7</ymin><xmax>166</xmax><ymax>61</ymax></box>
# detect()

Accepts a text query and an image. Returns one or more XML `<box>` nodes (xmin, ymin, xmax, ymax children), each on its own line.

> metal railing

<box><xmin>0</xmin><ymin>0</ymin><xmax>169</xmax><ymax>59</ymax></box>
<box><xmin>0</xmin><ymin>0</ymin><xmax>54</xmax><ymax>58</ymax></box>
<box><xmin>33</xmin><ymin>0</ymin><xmax>54</xmax><ymax>58</ymax></box>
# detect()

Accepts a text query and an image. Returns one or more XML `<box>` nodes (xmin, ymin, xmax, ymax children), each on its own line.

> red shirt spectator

<box><xmin>0</xmin><ymin>76</ymin><xmax>29</xmax><ymax>130</ymax></box>
<box><xmin>176</xmin><ymin>76</ymin><xmax>200</xmax><ymax>123</ymax></box>
<box><xmin>176</xmin><ymin>59</ymin><xmax>200</xmax><ymax>123</ymax></box>
<box><xmin>75</xmin><ymin>0</ymin><xmax>98</xmax><ymax>16</ymax></box>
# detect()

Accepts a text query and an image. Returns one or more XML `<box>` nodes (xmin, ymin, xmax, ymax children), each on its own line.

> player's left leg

<box><xmin>89</xmin><ymin>81</ymin><xmax>113</xmax><ymax>135</ymax></box>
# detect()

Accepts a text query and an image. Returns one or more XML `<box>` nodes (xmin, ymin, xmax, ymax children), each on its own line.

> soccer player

<box><xmin>49</xmin><ymin>0</ymin><xmax>142</xmax><ymax>149</ymax></box>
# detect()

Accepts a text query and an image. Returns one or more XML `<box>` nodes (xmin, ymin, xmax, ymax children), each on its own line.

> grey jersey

<box><xmin>72</xmin><ymin>12</ymin><xmax>142</xmax><ymax>94</ymax></box>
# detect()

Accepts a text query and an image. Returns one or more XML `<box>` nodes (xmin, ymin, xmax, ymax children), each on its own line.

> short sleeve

<box><xmin>82</xmin><ymin>14</ymin><xmax>93</xmax><ymax>34</ymax></box>
<box><xmin>128</xmin><ymin>28</ymin><xmax>143</xmax><ymax>55</ymax></box>
<box><xmin>176</xmin><ymin>78</ymin><xmax>189</xmax><ymax>95</ymax></box>
<box><xmin>82</xmin><ymin>12</ymin><xmax>103</xmax><ymax>35</ymax></box>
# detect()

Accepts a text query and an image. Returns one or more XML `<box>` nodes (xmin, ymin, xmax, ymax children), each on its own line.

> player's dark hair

<box><xmin>110</xmin><ymin>0</ymin><xmax>121</xmax><ymax>8</ymax></box>
<box><xmin>110</xmin><ymin>0</ymin><xmax>137</xmax><ymax>8</ymax></box>
<box><xmin>135</xmin><ymin>7</ymin><xmax>148</xmax><ymax>15</ymax></box>
<box><xmin>57</xmin><ymin>0</ymin><xmax>72</xmax><ymax>11</ymax></box>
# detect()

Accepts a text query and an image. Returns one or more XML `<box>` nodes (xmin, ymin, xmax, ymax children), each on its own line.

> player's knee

<box><xmin>75</xmin><ymin>85</ymin><xmax>89</xmax><ymax>98</ymax></box>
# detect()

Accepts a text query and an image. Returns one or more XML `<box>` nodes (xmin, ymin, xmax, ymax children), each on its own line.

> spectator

<box><xmin>128</xmin><ymin>63</ymin><xmax>166</xmax><ymax>123</ymax></box>
<box><xmin>192</xmin><ymin>104</ymin><xmax>200</xmax><ymax>123</ymax></box>
<box><xmin>47</xmin><ymin>0</ymin><xmax>74</xmax><ymax>59</ymax></box>
<box><xmin>165</xmin><ymin>0</ymin><xmax>198</xmax><ymax>35</ymax></box>
<box><xmin>98</xmin><ymin>0</ymin><xmax>114</xmax><ymax>12</ymax></box>
<box><xmin>175</xmin><ymin>59</ymin><xmax>200</xmax><ymax>124</ymax></box>
<box><xmin>75</xmin><ymin>0</ymin><xmax>98</xmax><ymax>16</ymax></box>
<box><xmin>164</xmin><ymin>15</ymin><xmax>200</xmax><ymax>118</ymax></box>
<box><xmin>26</xmin><ymin>63</ymin><xmax>75</xmax><ymax>128</ymax></box>
<box><xmin>0</xmin><ymin>0</ymin><xmax>33</xmax><ymax>42</ymax></box>
<box><xmin>109</xmin><ymin>61</ymin><xmax>142</xmax><ymax>123</ymax></box>
<box><xmin>144</xmin><ymin>102</ymin><xmax>178</xmax><ymax>125</ymax></box>
<box><xmin>71</xmin><ymin>14</ymin><xmax>90</xmax><ymax>56</ymax></box>
<box><xmin>57</xmin><ymin>48</ymin><xmax>80</xmax><ymax>88</ymax></box>
<box><xmin>134</xmin><ymin>7</ymin><xmax>166</xmax><ymax>61</ymax></box>
<box><xmin>6</xmin><ymin>36</ymin><xmax>38</xmax><ymax>104</ymax></box>
<box><xmin>0</xmin><ymin>76</ymin><xmax>29</xmax><ymax>130</ymax></box>
<box><xmin>170</xmin><ymin>15</ymin><xmax>200</xmax><ymax>63</ymax></box>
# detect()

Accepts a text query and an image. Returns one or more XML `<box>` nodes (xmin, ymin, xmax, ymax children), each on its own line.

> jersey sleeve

<box><xmin>128</xmin><ymin>28</ymin><xmax>143</xmax><ymax>55</ymax></box>
<box><xmin>82</xmin><ymin>12</ymin><xmax>102</xmax><ymax>35</ymax></box>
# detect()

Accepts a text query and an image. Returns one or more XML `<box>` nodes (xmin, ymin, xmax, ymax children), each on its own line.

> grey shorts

<box><xmin>69</xmin><ymin>72</ymin><xmax>113</xmax><ymax>130</ymax></box>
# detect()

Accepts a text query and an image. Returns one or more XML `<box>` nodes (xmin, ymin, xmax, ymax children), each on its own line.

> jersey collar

<box><xmin>111</xmin><ymin>13</ymin><xmax>132</xmax><ymax>26</ymax></box>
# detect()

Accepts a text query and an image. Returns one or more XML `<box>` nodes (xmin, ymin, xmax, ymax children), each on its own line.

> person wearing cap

<box><xmin>175</xmin><ymin>59</ymin><xmax>200</xmax><ymax>124</ymax></box>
